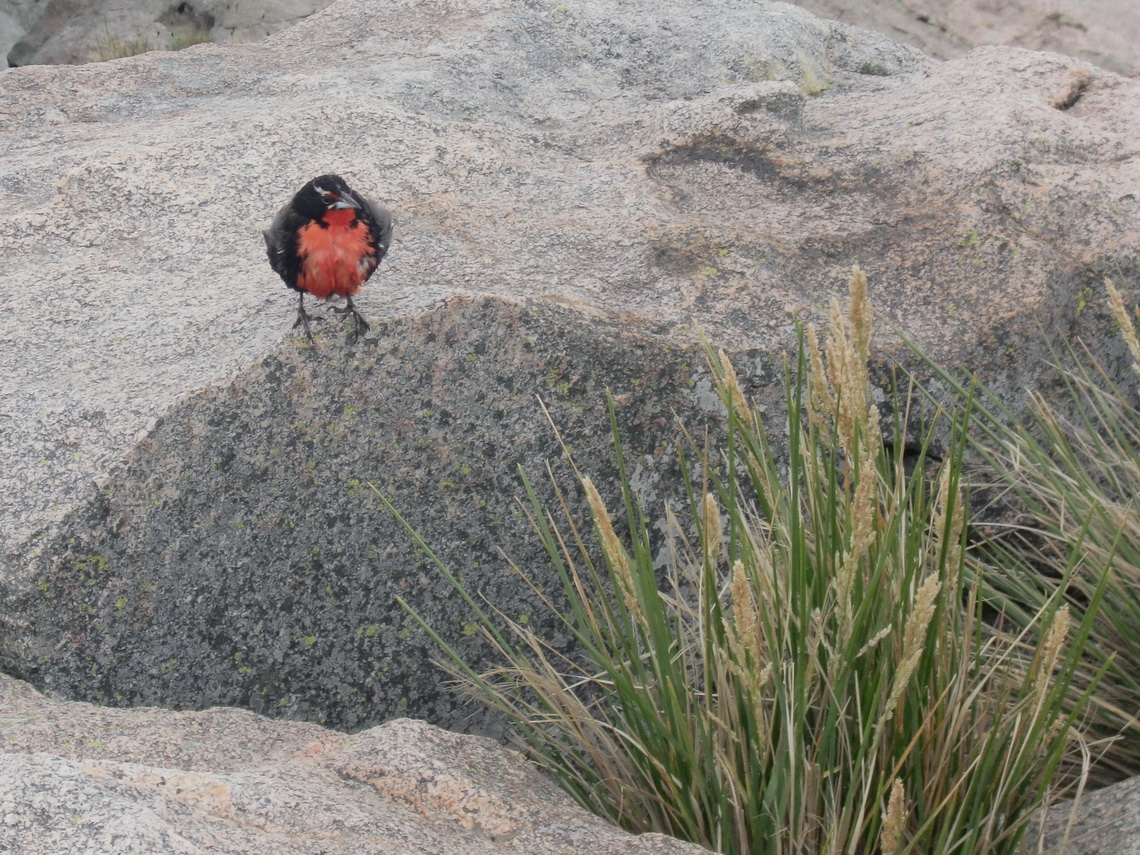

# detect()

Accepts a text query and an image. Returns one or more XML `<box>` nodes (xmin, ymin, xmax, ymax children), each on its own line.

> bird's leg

<box><xmin>331</xmin><ymin>295</ymin><xmax>370</xmax><ymax>343</ymax></box>
<box><xmin>293</xmin><ymin>292</ymin><xmax>315</xmax><ymax>344</ymax></box>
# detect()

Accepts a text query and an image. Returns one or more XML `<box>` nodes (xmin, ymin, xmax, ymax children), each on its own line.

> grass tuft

<box><xmin>386</xmin><ymin>268</ymin><xmax>1106</xmax><ymax>854</ymax></box>
<box><xmin>169</xmin><ymin>27</ymin><xmax>212</xmax><ymax>52</ymax></box>
<box><xmin>96</xmin><ymin>32</ymin><xmax>152</xmax><ymax>62</ymax></box>
<box><xmin>95</xmin><ymin>21</ymin><xmax>211</xmax><ymax>62</ymax></box>
<box><xmin>913</xmin><ymin>279</ymin><xmax>1140</xmax><ymax>787</ymax></box>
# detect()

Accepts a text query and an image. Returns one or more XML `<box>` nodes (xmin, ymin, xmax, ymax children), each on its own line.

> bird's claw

<box><xmin>293</xmin><ymin>308</ymin><xmax>315</xmax><ymax>344</ymax></box>
<box><xmin>331</xmin><ymin>299</ymin><xmax>370</xmax><ymax>344</ymax></box>
<box><xmin>346</xmin><ymin>312</ymin><xmax>370</xmax><ymax>344</ymax></box>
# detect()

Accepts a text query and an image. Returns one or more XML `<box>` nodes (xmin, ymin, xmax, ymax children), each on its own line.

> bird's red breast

<box><xmin>295</xmin><ymin>209</ymin><xmax>379</xmax><ymax>300</ymax></box>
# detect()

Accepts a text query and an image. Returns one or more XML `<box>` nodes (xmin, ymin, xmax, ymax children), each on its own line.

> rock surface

<box><xmin>0</xmin><ymin>5</ymin><xmax>19</xmax><ymax>67</ymax></box>
<box><xmin>10</xmin><ymin>0</ymin><xmax>1138</xmax><ymax>76</ymax></box>
<box><xmin>0</xmin><ymin>672</ymin><xmax>707</xmax><ymax>855</ymax></box>
<box><xmin>0</xmin><ymin>0</ymin><xmax>40</xmax><ymax>66</ymax></box>
<box><xmin>0</xmin><ymin>664</ymin><xmax>1126</xmax><ymax>855</ymax></box>
<box><xmin>4</xmin><ymin>0</ymin><xmax>333</xmax><ymax>67</ymax></box>
<box><xmin>789</xmin><ymin>0</ymin><xmax>1140</xmax><ymax>77</ymax></box>
<box><xmin>0</xmin><ymin>0</ymin><xmax>1138</xmax><ymax>736</ymax></box>
<box><xmin>1031</xmin><ymin>774</ymin><xmax>1140</xmax><ymax>855</ymax></box>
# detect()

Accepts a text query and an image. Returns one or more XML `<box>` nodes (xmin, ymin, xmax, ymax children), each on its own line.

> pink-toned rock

<box><xmin>0</xmin><ymin>673</ymin><xmax>707</xmax><ymax>854</ymax></box>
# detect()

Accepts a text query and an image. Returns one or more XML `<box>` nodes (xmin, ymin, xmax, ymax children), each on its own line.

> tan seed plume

<box><xmin>884</xmin><ymin>573</ymin><xmax>942</xmax><ymax>719</ymax></box>
<box><xmin>718</xmin><ymin>349</ymin><xmax>751</xmax><ymax>419</ymax></box>
<box><xmin>1106</xmin><ymin>278</ymin><xmax>1140</xmax><ymax>379</ymax></box>
<box><xmin>880</xmin><ymin>777</ymin><xmax>907</xmax><ymax>855</ymax></box>
<box><xmin>582</xmin><ymin>476</ymin><xmax>641</xmax><ymax>620</ymax></box>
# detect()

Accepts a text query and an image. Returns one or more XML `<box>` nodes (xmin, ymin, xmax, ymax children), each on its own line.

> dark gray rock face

<box><xmin>4</xmin><ymin>298</ymin><xmax>774</xmax><ymax>731</ymax></box>
<box><xmin>1</xmin><ymin>0</ymin><xmax>1138</xmax><ymax>735</ymax></box>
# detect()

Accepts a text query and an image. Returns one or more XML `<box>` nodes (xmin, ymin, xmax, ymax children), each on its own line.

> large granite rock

<box><xmin>790</xmin><ymin>0</ymin><xmax>1140</xmax><ymax>77</ymax></box>
<box><xmin>4</xmin><ymin>0</ymin><xmax>333</xmax><ymax>67</ymax></box>
<box><xmin>0</xmin><ymin>0</ymin><xmax>1137</xmax><ymax>738</ymax></box>
<box><xmin>0</xmin><ymin>672</ymin><xmax>707</xmax><ymax>854</ymax></box>
<box><xmin>10</xmin><ymin>0</ymin><xmax>1137</xmax><ymax>76</ymax></box>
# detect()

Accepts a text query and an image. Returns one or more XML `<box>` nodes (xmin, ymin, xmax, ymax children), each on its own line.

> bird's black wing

<box><xmin>363</xmin><ymin>197</ymin><xmax>394</xmax><ymax>262</ymax></box>
<box><xmin>262</xmin><ymin>202</ymin><xmax>306</xmax><ymax>291</ymax></box>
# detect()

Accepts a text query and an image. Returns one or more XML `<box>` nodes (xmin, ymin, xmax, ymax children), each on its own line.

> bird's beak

<box><xmin>332</xmin><ymin>192</ymin><xmax>362</xmax><ymax>210</ymax></box>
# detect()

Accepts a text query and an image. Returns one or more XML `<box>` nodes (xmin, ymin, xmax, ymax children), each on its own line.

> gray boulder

<box><xmin>0</xmin><ymin>0</ymin><xmax>1137</xmax><ymax>740</ymax></box>
<box><xmin>4</xmin><ymin>0</ymin><xmax>333</xmax><ymax>66</ymax></box>
<box><xmin>1031</xmin><ymin>773</ymin><xmax>1140</xmax><ymax>854</ymax></box>
<box><xmin>0</xmin><ymin>7</ymin><xmax>20</xmax><ymax>68</ymax></box>
<box><xmin>0</xmin><ymin>0</ymin><xmax>36</xmax><ymax>66</ymax></box>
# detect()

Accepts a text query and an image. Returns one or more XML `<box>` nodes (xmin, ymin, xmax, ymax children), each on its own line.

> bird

<box><xmin>263</xmin><ymin>174</ymin><xmax>393</xmax><ymax>344</ymax></box>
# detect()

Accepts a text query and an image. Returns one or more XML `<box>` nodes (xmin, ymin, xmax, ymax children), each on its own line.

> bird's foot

<box><xmin>330</xmin><ymin>299</ymin><xmax>370</xmax><ymax>343</ymax></box>
<box><xmin>346</xmin><ymin>309</ymin><xmax>371</xmax><ymax>344</ymax></box>
<box><xmin>293</xmin><ymin>307</ymin><xmax>316</xmax><ymax>344</ymax></box>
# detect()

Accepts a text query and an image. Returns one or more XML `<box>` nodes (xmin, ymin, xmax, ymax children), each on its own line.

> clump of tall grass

<box><xmin>96</xmin><ymin>31</ymin><xmax>152</xmax><ymax>62</ymax></box>
<box><xmin>169</xmin><ymin>27</ymin><xmax>212</xmax><ymax>52</ymax></box>
<box><xmin>95</xmin><ymin>20</ymin><xmax>211</xmax><ymax>62</ymax></box>
<box><xmin>389</xmin><ymin>268</ymin><xmax>1103</xmax><ymax>854</ymax></box>
<box><xmin>917</xmin><ymin>279</ymin><xmax>1140</xmax><ymax>787</ymax></box>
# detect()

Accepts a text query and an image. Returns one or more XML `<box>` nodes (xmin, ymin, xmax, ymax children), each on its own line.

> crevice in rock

<box><xmin>1053</xmin><ymin>74</ymin><xmax>1091</xmax><ymax>110</ymax></box>
<box><xmin>646</xmin><ymin>132</ymin><xmax>805</xmax><ymax>187</ymax></box>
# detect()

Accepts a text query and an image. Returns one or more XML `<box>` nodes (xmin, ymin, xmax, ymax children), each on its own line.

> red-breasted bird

<box><xmin>263</xmin><ymin>174</ymin><xmax>393</xmax><ymax>343</ymax></box>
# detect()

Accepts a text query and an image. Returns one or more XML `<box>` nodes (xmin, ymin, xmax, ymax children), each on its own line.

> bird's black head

<box><xmin>291</xmin><ymin>174</ymin><xmax>363</xmax><ymax>220</ymax></box>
